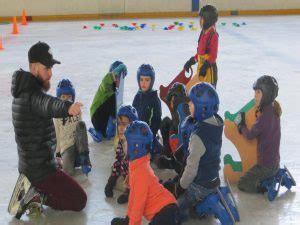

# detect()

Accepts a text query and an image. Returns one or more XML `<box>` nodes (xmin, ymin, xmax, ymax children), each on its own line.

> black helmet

<box><xmin>166</xmin><ymin>82</ymin><xmax>188</xmax><ymax>102</ymax></box>
<box><xmin>199</xmin><ymin>5</ymin><xmax>218</xmax><ymax>30</ymax></box>
<box><xmin>253</xmin><ymin>75</ymin><xmax>278</xmax><ymax>110</ymax></box>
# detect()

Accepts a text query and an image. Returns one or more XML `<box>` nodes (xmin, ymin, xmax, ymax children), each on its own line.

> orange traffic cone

<box><xmin>21</xmin><ymin>9</ymin><xmax>27</xmax><ymax>25</ymax></box>
<box><xmin>0</xmin><ymin>36</ymin><xmax>4</xmax><ymax>50</ymax></box>
<box><xmin>12</xmin><ymin>16</ymin><xmax>19</xmax><ymax>34</ymax></box>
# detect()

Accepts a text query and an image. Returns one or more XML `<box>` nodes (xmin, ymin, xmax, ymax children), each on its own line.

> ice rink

<box><xmin>0</xmin><ymin>15</ymin><xmax>299</xmax><ymax>224</ymax></box>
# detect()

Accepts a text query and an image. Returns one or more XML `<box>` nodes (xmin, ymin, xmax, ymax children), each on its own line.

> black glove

<box><xmin>111</xmin><ymin>216</ymin><xmax>129</xmax><ymax>225</ymax></box>
<box><xmin>234</xmin><ymin>112</ymin><xmax>246</xmax><ymax>134</ymax></box>
<box><xmin>199</xmin><ymin>60</ymin><xmax>210</xmax><ymax>77</ymax></box>
<box><xmin>175</xmin><ymin>181</ymin><xmax>185</xmax><ymax>199</ymax></box>
<box><xmin>184</xmin><ymin>57</ymin><xmax>196</xmax><ymax>72</ymax></box>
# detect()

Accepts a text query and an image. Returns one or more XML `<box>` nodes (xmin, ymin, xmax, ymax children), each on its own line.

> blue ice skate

<box><xmin>88</xmin><ymin>127</ymin><xmax>103</xmax><ymax>143</ymax></box>
<box><xmin>106</xmin><ymin>116</ymin><xmax>116</xmax><ymax>140</ymax></box>
<box><xmin>78</xmin><ymin>152</ymin><xmax>92</xmax><ymax>176</ymax></box>
<box><xmin>261</xmin><ymin>166</ymin><xmax>296</xmax><ymax>201</ymax></box>
<box><xmin>196</xmin><ymin>182</ymin><xmax>239</xmax><ymax>225</ymax></box>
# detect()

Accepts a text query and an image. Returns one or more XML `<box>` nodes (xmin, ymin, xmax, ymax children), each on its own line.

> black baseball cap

<box><xmin>28</xmin><ymin>42</ymin><xmax>61</xmax><ymax>68</ymax></box>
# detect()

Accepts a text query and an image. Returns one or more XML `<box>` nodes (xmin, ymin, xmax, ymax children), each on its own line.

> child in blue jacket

<box><xmin>132</xmin><ymin>64</ymin><xmax>162</xmax><ymax>155</ymax></box>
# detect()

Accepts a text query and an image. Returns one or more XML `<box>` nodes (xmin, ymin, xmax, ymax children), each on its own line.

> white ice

<box><xmin>0</xmin><ymin>15</ymin><xmax>299</xmax><ymax>225</ymax></box>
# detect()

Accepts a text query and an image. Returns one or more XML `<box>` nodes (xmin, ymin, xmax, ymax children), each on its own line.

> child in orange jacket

<box><xmin>111</xmin><ymin>121</ymin><xmax>181</xmax><ymax>225</ymax></box>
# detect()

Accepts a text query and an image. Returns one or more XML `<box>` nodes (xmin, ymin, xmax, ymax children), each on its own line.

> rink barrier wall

<box><xmin>0</xmin><ymin>9</ymin><xmax>300</xmax><ymax>22</ymax></box>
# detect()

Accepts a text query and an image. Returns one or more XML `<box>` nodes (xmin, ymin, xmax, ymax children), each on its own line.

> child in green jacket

<box><xmin>89</xmin><ymin>61</ymin><xmax>127</xmax><ymax>142</ymax></box>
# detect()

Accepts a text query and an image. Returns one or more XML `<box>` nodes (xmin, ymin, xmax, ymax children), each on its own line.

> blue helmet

<box><xmin>109</xmin><ymin>61</ymin><xmax>127</xmax><ymax>77</ymax></box>
<box><xmin>117</xmin><ymin>105</ymin><xmax>139</xmax><ymax>122</ymax></box>
<box><xmin>56</xmin><ymin>79</ymin><xmax>75</xmax><ymax>101</ymax></box>
<box><xmin>137</xmin><ymin>64</ymin><xmax>155</xmax><ymax>91</ymax></box>
<box><xmin>189</xmin><ymin>82</ymin><xmax>219</xmax><ymax>122</ymax></box>
<box><xmin>125</xmin><ymin>121</ymin><xmax>153</xmax><ymax>161</ymax></box>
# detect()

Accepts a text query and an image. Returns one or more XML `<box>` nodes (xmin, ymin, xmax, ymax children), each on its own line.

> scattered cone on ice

<box><xmin>12</xmin><ymin>17</ymin><xmax>19</xmax><ymax>34</ymax></box>
<box><xmin>0</xmin><ymin>36</ymin><xmax>4</xmax><ymax>50</ymax></box>
<box><xmin>21</xmin><ymin>9</ymin><xmax>27</xmax><ymax>25</ymax></box>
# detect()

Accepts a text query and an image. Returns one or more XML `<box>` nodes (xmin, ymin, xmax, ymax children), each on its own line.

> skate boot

<box><xmin>88</xmin><ymin>127</ymin><xmax>103</xmax><ymax>143</ymax></box>
<box><xmin>105</xmin><ymin>176</ymin><xmax>118</xmax><ymax>198</ymax></box>
<box><xmin>106</xmin><ymin>116</ymin><xmax>116</xmax><ymax>140</ymax></box>
<box><xmin>117</xmin><ymin>189</ymin><xmax>129</xmax><ymax>204</ymax></box>
<box><xmin>15</xmin><ymin>186</ymin><xmax>45</xmax><ymax>219</ymax></box>
<box><xmin>79</xmin><ymin>152</ymin><xmax>92</xmax><ymax>176</ymax></box>
<box><xmin>261</xmin><ymin>166</ymin><xmax>296</xmax><ymax>201</ymax></box>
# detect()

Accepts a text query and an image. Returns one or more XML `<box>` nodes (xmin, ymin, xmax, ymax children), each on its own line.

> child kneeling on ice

<box><xmin>105</xmin><ymin>105</ymin><xmax>138</xmax><ymax>204</ymax></box>
<box><xmin>89</xmin><ymin>61</ymin><xmax>127</xmax><ymax>142</ymax></box>
<box><xmin>174</xmin><ymin>82</ymin><xmax>223</xmax><ymax>221</ymax></box>
<box><xmin>111</xmin><ymin>121</ymin><xmax>181</xmax><ymax>225</ymax></box>
<box><xmin>54</xmin><ymin>79</ymin><xmax>92</xmax><ymax>176</ymax></box>
<box><xmin>234</xmin><ymin>75</ymin><xmax>281</xmax><ymax>193</ymax></box>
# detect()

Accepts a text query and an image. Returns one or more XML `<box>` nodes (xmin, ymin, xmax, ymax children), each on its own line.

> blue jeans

<box><xmin>177</xmin><ymin>182</ymin><xmax>215</xmax><ymax>221</ymax></box>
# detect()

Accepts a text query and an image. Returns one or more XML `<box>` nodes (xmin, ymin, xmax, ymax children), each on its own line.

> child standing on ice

<box><xmin>234</xmin><ymin>75</ymin><xmax>281</xmax><ymax>193</ymax></box>
<box><xmin>132</xmin><ymin>64</ymin><xmax>162</xmax><ymax>156</ymax></box>
<box><xmin>54</xmin><ymin>79</ymin><xmax>92</xmax><ymax>176</ymax></box>
<box><xmin>184</xmin><ymin>5</ymin><xmax>219</xmax><ymax>88</ymax></box>
<box><xmin>89</xmin><ymin>61</ymin><xmax>127</xmax><ymax>142</ymax></box>
<box><xmin>104</xmin><ymin>105</ymin><xmax>138</xmax><ymax>204</ymax></box>
<box><xmin>111</xmin><ymin>121</ymin><xmax>180</xmax><ymax>225</ymax></box>
<box><xmin>174</xmin><ymin>82</ymin><xmax>223</xmax><ymax>222</ymax></box>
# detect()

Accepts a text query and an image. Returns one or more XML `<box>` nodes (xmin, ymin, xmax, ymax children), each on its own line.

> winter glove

<box><xmin>175</xmin><ymin>181</ymin><xmax>185</xmax><ymax>199</ymax></box>
<box><xmin>111</xmin><ymin>216</ymin><xmax>129</xmax><ymax>225</ymax></box>
<box><xmin>199</xmin><ymin>60</ymin><xmax>210</xmax><ymax>77</ymax></box>
<box><xmin>234</xmin><ymin>112</ymin><xmax>246</xmax><ymax>134</ymax></box>
<box><xmin>112</xmin><ymin>63</ymin><xmax>127</xmax><ymax>79</ymax></box>
<box><xmin>184</xmin><ymin>57</ymin><xmax>196</xmax><ymax>72</ymax></box>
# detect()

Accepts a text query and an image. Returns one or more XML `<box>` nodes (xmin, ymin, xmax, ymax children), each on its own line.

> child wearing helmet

<box><xmin>160</xmin><ymin>82</ymin><xmax>190</xmax><ymax>157</ymax></box>
<box><xmin>54</xmin><ymin>79</ymin><xmax>92</xmax><ymax>176</ymax></box>
<box><xmin>184</xmin><ymin>5</ymin><xmax>219</xmax><ymax>87</ymax></box>
<box><xmin>234</xmin><ymin>75</ymin><xmax>281</xmax><ymax>193</ymax></box>
<box><xmin>104</xmin><ymin>105</ymin><xmax>138</xmax><ymax>204</ymax></box>
<box><xmin>89</xmin><ymin>61</ymin><xmax>127</xmax><ymax>142</ymax></box>
<box><xmin>174</xmin><ymin>82</ymin><xmax>223</xmax><ymax>221</ymax></box>
<box><xmin>132</xmin><ymin>64</ymin><xmax>162</xmax><ymax>156</ymax></box>
<box><xmin>111</xmin><ymin>121</ymin><xmax>180</xmax><ymax>225</ymax></box>
<box><xmin>156</xmin><ymin>82</ymin><xmax>190</xmax><ymax>171</ymax></box>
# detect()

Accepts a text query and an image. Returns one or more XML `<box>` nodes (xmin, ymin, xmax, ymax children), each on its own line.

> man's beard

<box><xmin>42</xmin><ymin>80</ymin><xmax>50</xmax><ymax>91</ymax></box>
<box><xmin>37</xmin><ymin>74</ymin><xmax>50</xmax><ymax>91</ymax></box>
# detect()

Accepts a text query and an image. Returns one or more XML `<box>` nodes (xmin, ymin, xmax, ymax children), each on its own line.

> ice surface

<box><xmin>0</xmin><ymin>16</ymin><xmax>299</xmax><ymax>224</ymax></box>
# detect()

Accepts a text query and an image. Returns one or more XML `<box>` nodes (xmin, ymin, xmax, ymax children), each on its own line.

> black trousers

<box><xmin>91</xmin><ymin>94</ymin><xmax>116</xmax><ymax>137</ymax></box>
<box><xmin>149</xmin><ymin>203</ymin><xmax>181</xmax><ymax>225</ymax></box>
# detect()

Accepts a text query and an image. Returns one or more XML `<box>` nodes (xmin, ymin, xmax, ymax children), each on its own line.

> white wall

<box><xmin>200</xmin><ymin>0</ymin><xmax>300</xmax><ymax>11</ymax></box>
<box><xmin>0</xmin><ymin>0</ymin><xmax>191</xmax><ymax>17</ymax></box>
<box><xmin>0</xmin><ymin>0</ymin><xmax>299</xmax><ymax>17</ymax></box>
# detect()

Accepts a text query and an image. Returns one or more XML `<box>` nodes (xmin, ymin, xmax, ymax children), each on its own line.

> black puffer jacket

<box><xmin>11</xmin><ymin>69</ymin><xmax>72</xmax><ymax>183</ymax></box>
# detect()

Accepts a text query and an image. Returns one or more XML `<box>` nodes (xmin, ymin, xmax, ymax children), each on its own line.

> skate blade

<box><xmin>284</xmin><ymin>165</ymin><xmax>296</xmax><ymax>186</ymax></box>
<box><xmin>217</xmin><ymin>188</ymin><xmax>236</xmax><ymax>224</ymax></box>
<box><xmin>8</xmin><ymin>174</ymin><xmax>31</xmax><ymax>215</ymax></box>
<box><xmin>226</xmin><ymin>179</ymin><xmax>240</xmax><ymax>221</ymax></box>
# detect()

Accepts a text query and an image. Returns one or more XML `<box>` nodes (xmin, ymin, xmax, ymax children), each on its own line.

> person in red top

<box><xmin>184</xmin><ymin>5</ymin><xmax>219</xmax><ymax>88</ymax></box>
<box><xmin>111</xmin><ymin>121</ymin><xmax>181</xmax><ymax>225</ymax></box>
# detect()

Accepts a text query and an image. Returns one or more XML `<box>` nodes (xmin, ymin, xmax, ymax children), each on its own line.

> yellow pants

<box><xmin>186</xmin><ymin>55</ymin><xmax>218</xmax><ymax>91</ymax></box>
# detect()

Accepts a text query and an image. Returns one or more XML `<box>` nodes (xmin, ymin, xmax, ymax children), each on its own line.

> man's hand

<box><xmin>68</xmin><ymin>102</ymin><xmax>83</xmax><ymax>116</ymax></box>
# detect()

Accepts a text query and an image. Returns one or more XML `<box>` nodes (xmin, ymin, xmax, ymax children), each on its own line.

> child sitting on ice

<box><xmin>234</xmin><ymin>75</ymin><xmax>281</xmax><ymax>193</ymax></box>
<box><xmin>89</xmin><ymin>61</ymin><xmax>127</xmax><ymax>142</ymax></box>
<box><xmin>111</xmin><ymin>121</ymin><xmax>181</xmax><ymax>225</ymax></box>
<box><xmin>174</xmin><ymin>82</ymin><xmax>223</xmax><ymax>222</ymax></box>
<box><xmin>54</xmin><ymin>79</ymin><xmax>92</xmax><ymax>176</ymax></box>
<box><xmin>105</xmin><ymin>105</ymin><xmax>138</xmax><ymax>204</ymax></box>
<box><xmin>132</xmin><ymin>64</ymin><xmax>162</xmax><ymax>156</ymax></box>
